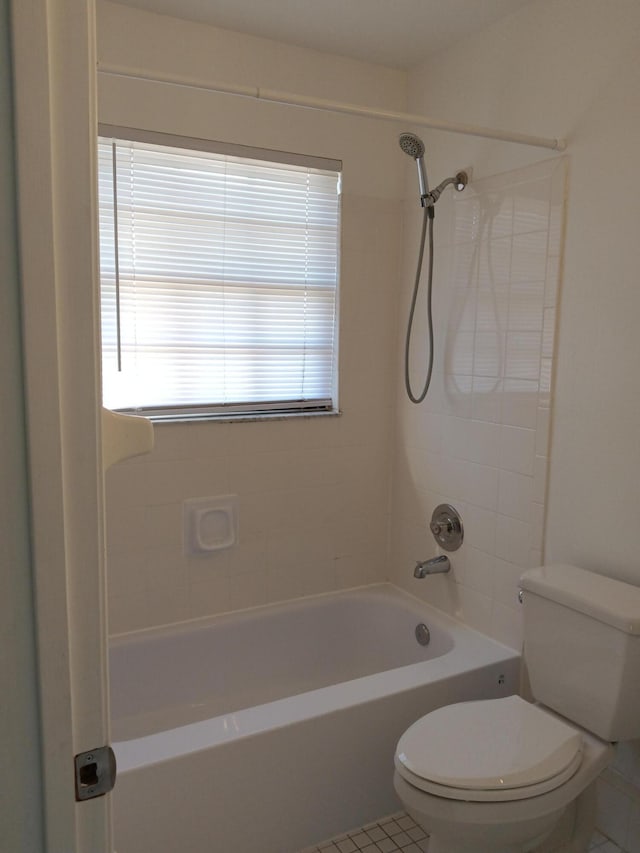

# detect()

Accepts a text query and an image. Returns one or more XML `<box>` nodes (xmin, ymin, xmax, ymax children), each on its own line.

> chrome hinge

<box><xmin>74</xmin><ymin>746</ymin><xmax>117</xmax><ymax>801</ymax></box>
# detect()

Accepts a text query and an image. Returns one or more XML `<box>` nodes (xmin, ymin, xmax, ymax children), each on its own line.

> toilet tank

<box><xmin>520</xmin><ymin>564</ymin><xmax>640</xmax><ymax>742</ymax></box>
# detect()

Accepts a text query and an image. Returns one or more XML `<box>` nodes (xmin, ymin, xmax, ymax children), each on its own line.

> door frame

<box><xmin>11</xmin><ymin>0</ymin><xmax>111</xmax><ymax>849</ymax></box>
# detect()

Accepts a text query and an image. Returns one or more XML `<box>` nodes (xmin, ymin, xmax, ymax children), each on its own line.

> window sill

<box><xmin>147</xmin><ymin>409</ymin><xmax>342</xmax><ymax>426</ymax></box>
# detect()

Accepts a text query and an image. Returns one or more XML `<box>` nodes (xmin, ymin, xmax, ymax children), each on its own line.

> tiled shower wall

<box><xmin>389</xmin><ymin>157</ymin><xmax>566</xmax><ymax>651</ymax></box>
<box><xmin>105</xmin><ymin>193</ymin><xmax>400</xmax><ymax>635</ymax></box>
<box><xmin>106</xmin><ymin>158</ymin><xmax>565</xmax><ymax>643</ymax></box>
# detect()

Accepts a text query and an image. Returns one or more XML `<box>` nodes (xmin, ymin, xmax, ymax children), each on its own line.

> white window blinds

<box><xmin>98</xmin><ymin>130</ymin><xmax>341</xmax><ymax>418</ymax></box>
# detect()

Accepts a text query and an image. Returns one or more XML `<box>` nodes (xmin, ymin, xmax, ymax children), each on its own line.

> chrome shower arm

<box><xmin>422</xmin><ymin>171</ymin><xmax>468</xmax><ymax>207</ymax></box>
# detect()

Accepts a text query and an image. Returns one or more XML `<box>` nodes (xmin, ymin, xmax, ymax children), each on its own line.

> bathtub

<box><xmin>110</xmin><ymin>583</ymin><xmax>520</xmax><ymax>853</ymax></box>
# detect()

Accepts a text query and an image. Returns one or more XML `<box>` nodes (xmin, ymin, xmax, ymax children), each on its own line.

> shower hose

<box><xmin>404</xmin><ymin>206</ymin><xmax>435</xmax><ymax>404</ymax></box>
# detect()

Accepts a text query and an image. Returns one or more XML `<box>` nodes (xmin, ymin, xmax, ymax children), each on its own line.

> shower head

<box><xmin>399</xmin><ymin>132</ymin><xmax>429</xmax><ymax>203</ymax></box>
<box><xmin>399</xmin><ymin>132</ymin><xmax>425</xmax><ymax>159</ymax></box>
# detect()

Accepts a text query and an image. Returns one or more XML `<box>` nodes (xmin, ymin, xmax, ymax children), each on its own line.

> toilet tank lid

<box><xmin>521</xmin><ymin>564</ymin><xmax>640</xmax><ymax>634</ymax></box>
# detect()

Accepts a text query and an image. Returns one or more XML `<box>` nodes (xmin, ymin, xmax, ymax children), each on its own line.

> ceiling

<box><xmin>110</xmin><ymin>0</ymin><xmax>533</xmax><ymax>69</ymax></box>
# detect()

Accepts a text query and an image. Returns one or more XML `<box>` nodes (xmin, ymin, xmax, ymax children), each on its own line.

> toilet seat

<box><xmin>395</xmin><ymin>695</ymin><xmax>583</xmax><ymax>802</ymax></box>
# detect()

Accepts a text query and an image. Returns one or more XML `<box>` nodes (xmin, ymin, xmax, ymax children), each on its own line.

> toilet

<box><xmin>393</xmin><ymin>564</ymin><xmax>640</xmax><ymax>853</ymax></box>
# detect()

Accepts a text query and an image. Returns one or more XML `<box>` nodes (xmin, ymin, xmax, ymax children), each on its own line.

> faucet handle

<box><xmin>430</xmin><ymin>504</ymin><xmax>464</xmax><ymax>552</ymax></box>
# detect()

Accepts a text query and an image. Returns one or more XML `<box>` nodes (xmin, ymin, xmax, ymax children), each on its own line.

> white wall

<box><xmin>392</xmin><ymin>1</ymin><xmax>640</xmax><ymax>849</ymax></box>
<box><xmin>97</xmin><ymin>2</ymin><xmax>406</xmax><ymax>632</ymax></box>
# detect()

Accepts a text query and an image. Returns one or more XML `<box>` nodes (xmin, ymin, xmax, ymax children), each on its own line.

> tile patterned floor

<box><xmin>300</xmin><ymin>812</ymin><xmax>428</xmax><ymax>853</ymax></box>
<box><xmin>301</xmin><ymin>812</ymin><xmax>626</xmax><ymax>853</ymax></box>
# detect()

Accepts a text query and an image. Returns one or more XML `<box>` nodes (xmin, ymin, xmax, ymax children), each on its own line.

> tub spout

<box><xmin>414</xmin><ymin>555</ymin><xmax>450</xmax><ymax>578</ymax></box>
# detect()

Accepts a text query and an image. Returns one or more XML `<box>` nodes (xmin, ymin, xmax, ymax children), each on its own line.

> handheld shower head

<box><xmin>399</xmin><ymin>132</ymin><xmax>429</xmax><ymax>203</ymax></box>
<box><xmin>398</xmin><ymin>132</ymin><xmax>425</xmax><ymax>159</ymax></box>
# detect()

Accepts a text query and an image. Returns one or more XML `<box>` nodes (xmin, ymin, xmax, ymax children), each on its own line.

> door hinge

<box><xmin>74</xmin><ymin>745</ymin><xmax>117</xmax><ymax>801</ymax></box>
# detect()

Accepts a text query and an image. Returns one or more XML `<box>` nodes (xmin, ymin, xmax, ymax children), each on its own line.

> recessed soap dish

<box><xmin>183</xmin><ymin>495</ymin><xmax>239</xmax><ymax>555</ymax></box>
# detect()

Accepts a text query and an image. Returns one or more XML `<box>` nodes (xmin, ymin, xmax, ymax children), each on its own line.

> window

<box><xmin>98</xmin><ymin>127</ymin><xmax>341</xmax><ymax>420</ymax></box>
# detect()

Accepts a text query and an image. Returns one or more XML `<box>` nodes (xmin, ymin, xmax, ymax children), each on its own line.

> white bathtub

<box><xmin>110</xmin><ymin>584</ymin><xmax>520</xmax><ymax>853</ymax></box>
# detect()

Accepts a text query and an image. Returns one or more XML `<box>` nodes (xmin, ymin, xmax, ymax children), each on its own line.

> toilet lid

<box><xmin>395</xmin><ymin>696</ymin><xmax>583</xmax><ymax>801</ymax></box>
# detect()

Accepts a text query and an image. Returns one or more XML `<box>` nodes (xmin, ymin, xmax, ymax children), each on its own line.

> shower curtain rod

<box><xmin>98</xmin><ymin>64</ymin><xmax>566</xmax><ymax>152</ymax></box>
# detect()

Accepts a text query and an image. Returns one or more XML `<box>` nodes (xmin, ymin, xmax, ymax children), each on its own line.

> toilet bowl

<box><xmin>393</xmin><ymin>564</ymin><xmax>640</xmax><ymax>853</ymax></box>
<box><xmin>393</xmin><ymin>695</ymin><xmax>613</xmax><ymax>853</ymax></box>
